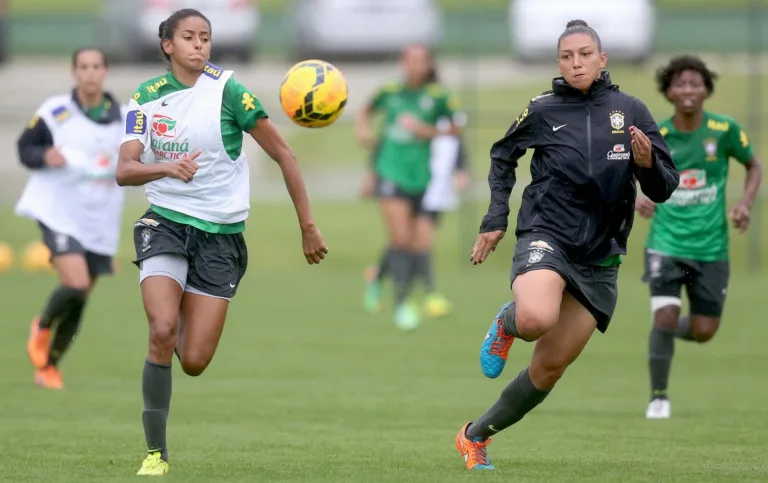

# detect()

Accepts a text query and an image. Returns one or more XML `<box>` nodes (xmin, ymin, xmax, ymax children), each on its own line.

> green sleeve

<box><xmin>436</xmin><ymin>90</ymin><xmax>460</xmax><ymax>120</ymax></box>
<box><xmin>726</xmin><ymin>119</ymin><xmax>754</xmax><ymax>165</ymax></box>
<box><xmin>223</xmin><ymin>77</ymin><xmax>268</xmax><ymax>132</ymax></box>
<box><xmin>369</xmin><ymin>88</ymin><xmax>388</xmax><ymax>112</ymax></box>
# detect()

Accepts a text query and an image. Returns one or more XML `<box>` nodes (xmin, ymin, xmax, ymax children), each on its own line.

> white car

<box><xmin>102</xmin><ymin>0</ymin><xmax>260</xmax><ymax>63</ymax></box>
<box><xmin>510</xmin><ymin>0</ymin><xmax>655</xmax><ymax>62</ymax></box>
<box><xmin>290</xmin><ymin>0</ymin><xmax>442</xmax><ymax>58</ymax></box>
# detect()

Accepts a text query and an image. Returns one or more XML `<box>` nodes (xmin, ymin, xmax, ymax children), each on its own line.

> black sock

<box><xmin>376</xmin><ymin>247</ymin><xmax>392</xmax><ymax>282</ymax></box>
<box><xmin>142</xmin><ymin>360</ymin><xmax>172</xmax><ymax>462</ymax></box>
<box><xmin>466</xmin><ymin>367</ymin><xmax>551</xmax><ymax>440</ymax></box>
<box><xmin>674</xmin><ymin>315</ymin><xmax>695</xmax><ymax>341</ymax></box>
<box><xmin>47</xmin><ymin>292</ymin><xmax>87</xmax><ymax>367</ymax></box>
<box><xmin>413</xmin><ymin>252</ymin><xmax>435</xmax><ymax>293</ymax></box>
<box><xmin>39</xmin><ymin>286</ymin><xmax>87</xmax><ymax>329</ymax></box>
<box><xmin>389</xmin><ymin>249</ymin><xmax>414</xmax><ymax>306</ymax></box>
<box><xmin>649</xmin><ymin>325</ymin><xmax>675</xmax><ymax>400</ymax></box>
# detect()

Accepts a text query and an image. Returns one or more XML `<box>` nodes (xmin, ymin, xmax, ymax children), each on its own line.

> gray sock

<box><xmin>389</xmin><ymin>249</ymin><xmax>414</xmax><ymax>305</ymax></box>
<box><xmin>500</xmin><ymin>302</ymin><xmax>534</xmax><ymax>342</ymax></box>
<box><xmin>376</xmin><ymin>247</ymin><xmax>392</xmax><ymax>282</ymax></box>
<box><xmin>142</xmin><ymin>360</ymin><xmax>172</xmax><ymax>462</ymax></box>
<box><xmin>466</xmin><ymin>367</ymin><xmax>551</xmax><ymax>440</ymax></box>
<box><xmin>674</xmin><ymin>315</ymin><xmax>695</xmax><ymax>341</ymax></box>
<box><xmin>413</xmin><ymin>252</ymin><xmax>435</xmax><ymax>293</ymax></box>
<box><xmin>648</xmin><ymin>325</ymin><xmax>675</xmax><ymax>400</ymax></box>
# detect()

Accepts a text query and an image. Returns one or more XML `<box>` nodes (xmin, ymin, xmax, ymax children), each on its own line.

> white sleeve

<box><xmin>121</xmin><ymin>99</ymin><xmax>149</xmax><ymax>148</ymax></box>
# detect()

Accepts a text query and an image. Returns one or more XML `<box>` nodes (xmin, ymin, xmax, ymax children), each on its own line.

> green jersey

<box><xmin>645</xmin><ymin>112</ymin><xmax>754</xmax><ymax>261</ymax></box>
<box><xmin>369</xmin><ymin>82</ymin><xmax>458</xmax><ymax>194</ymax></box>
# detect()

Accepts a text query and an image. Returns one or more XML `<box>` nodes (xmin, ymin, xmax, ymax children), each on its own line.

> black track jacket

<box><xmin>480</xmin><ymin>72</ymin><xmax>679</xmax><ymax>264</ymax></box>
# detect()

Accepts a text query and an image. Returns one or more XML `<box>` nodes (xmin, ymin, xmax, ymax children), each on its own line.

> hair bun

<box><xmin>158</xmin><ymin>21</ymin><xmax>166</xmax><ymax>39</ymax></box>
<box><xmin>566</xmin><ymin>19</ymin><xmax>589</xmax><ymax>29</ymax></box>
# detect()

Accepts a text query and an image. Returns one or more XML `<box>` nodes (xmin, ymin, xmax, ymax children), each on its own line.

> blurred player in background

<box><xmin>637</xmin><ymin>55</ymin><xmax>762</xmax><ymax>420</ymax></box>
<box><xmin>363</xmin><ymin>113</ymin><xmax>470</xmax><ymax>319</ymax></box>
<box><xmin>16</xmin><ymin>47</ymin><xmax>126</xmax><ymax>390</ymax></box>
<box><xmin>356</xmin><ymin>44</ymin><xmax>462</xmax><ymax>330</ymax></box>
<box><xmin>117</xmin><ymin>9</ymin><xmax>327</xmax><ymax>475</ymax></box>
<box><xmin>455</xmin><ymin>20</ymin><xmax>678</xmax><ymax>470</ymax></box>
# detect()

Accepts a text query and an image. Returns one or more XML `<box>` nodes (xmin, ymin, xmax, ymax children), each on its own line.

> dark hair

<box><xmin>655</xmin><ymin>55</ymin><xmax>718</xmax><ymax>97</ymax></box>
<box><xmin>403</xmin><ymin>43</ymin><xmax>438</xmax><ymax>84</ymax></box>
<box><xmin>72</xmin><ymin>47</ymin><xmax>108</xmax><ymax>68</ymax></box>
<box><xmin>158</xmin><ymin>9</ymin><xmax>211</xmax><ymax>62</ymax></box>
<box><xmin>557</xmin><ymin>19</ymin><xmax>602</xmax><ymax>52</ymax></box>
<box><xmin>426</xmin><ymin>65</ymin><xmax>439</xmax><ymax>83</ymax></box>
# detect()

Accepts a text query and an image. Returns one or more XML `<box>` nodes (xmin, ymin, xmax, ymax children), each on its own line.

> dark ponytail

<box><xmin>557</xmin><ymin>19</ymin><xmax>602</xmax><ymax>52</ymax></box>
<box><xmin>158</xmin><ymin>9</ymin><xmax>211</xmax><ymax>63</ymax></box>
<box><xmin>426</xmin><ymin>65</ymin><xmax>438</xmax><ymax>83</ymax></box>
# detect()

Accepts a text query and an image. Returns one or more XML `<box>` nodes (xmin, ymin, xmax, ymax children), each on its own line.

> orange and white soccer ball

<box><xmin>279</xmin><ymin>60</ymin><xmax>348</xmax><ymax>128</ymax></box>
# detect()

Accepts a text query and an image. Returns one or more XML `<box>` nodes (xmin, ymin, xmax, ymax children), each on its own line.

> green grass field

<box><xmin>8</xmin><ymin>0</ymin><xmax>757</xmax><ymax>14</ymax></box>
<box><xmin>0</xmin><ymin>199</ymin><xmax>767</xmax><ymax>482</ymax></box>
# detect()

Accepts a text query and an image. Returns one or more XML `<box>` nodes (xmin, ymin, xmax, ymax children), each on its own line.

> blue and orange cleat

<box><xmin>480</xmin><ymin>302</ymin><xmax>515</xmax><ymax>378</ymax></box>
<box><xmin>455</xmin><ymin>422</ymin><xmax>495</xmax><ymax>470</ymax></box>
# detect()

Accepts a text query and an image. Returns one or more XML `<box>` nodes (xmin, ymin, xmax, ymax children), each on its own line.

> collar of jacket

<box><xmin>70</xmin><ymin>89</ymin><xmax>122</xmax><ymax>125</ymax></box>
<box><xmin>551</xmin><ymin>71</ymin><xmax>618</xmax><ymax>99</ymax></box>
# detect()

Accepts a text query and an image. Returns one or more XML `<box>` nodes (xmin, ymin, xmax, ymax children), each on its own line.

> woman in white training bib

<box><xmin>17</xmin><ymin>47</ymin><xmax>126</xmax><ymax>390</ymax></box>
<box><xmin>116</xmin><ymin>9</ymin><xmax>328</xmax><ymax>476</ymax></box>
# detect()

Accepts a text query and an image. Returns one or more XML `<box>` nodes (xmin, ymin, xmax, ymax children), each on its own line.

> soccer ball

<box><xmin>279</xmin><ymin>60</ymin><xmax>348</xmax><ymax>128</ymax></box>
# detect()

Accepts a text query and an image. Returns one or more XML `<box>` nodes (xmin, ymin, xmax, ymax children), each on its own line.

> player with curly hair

<box><xmin>638</xmin><ymin>55</ymin><xmax>762</xmax><ymax>419</ymax></box>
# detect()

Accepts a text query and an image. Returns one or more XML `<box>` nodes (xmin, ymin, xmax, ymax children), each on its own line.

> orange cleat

<box><xmin>34</xmin><ymin>366</ymin><xmax>64</xmax><ymax>390</ymax></box>
<box><xmin>455</xmin><ymin>422</ymin><xmax>495</xmax><ymax>470</ymax></box>
<box><xmin>26</xmin><ymin>318</ymin><xmax>51</xmax><ymax>369</ymax></box>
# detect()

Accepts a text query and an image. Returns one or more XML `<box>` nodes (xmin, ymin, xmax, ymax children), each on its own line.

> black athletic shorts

<box><xmin>38</xmin><ymin>222</ymin><xmax>113</xmax><ymax>276</ymax></box>
<box><xmin>510</xmin><ymin>235</ymin><xmax>619</xmax><ymax>333</ymax></box>
<box><xmin>131</xmin><ymin>209</ymin><xmax>248</xmax><ymax>299</ymax></box>
<box><xmin>375</xmin><ymin>178</ymin><xmax>427</xmax><ymax>217</ymax></box>
<box><xmin>642</xmin><ymin>250</ymin><xmax>729</xmax><ymax>317</ymax></box>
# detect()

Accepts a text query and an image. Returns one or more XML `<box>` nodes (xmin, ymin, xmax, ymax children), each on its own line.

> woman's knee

<box><xmin>147</xmin><ymin>313</ymin><xmax>178</xmax><ymax>356</ymax></box>
<box><xmin>179</xmin><ymin>351</ymin><xmax>212</xmax><ymax>377</ymax></box>
<box><xmin>515</xmin><ymin>303</ymin><xmax>560</xmax><ymax>340</ymax></box>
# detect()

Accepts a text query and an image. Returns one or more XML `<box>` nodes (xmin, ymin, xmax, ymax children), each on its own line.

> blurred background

<box><xmin>0</xmin><ymin>1</ymin><xmax>767</xmax><ymax>481</ymax></box>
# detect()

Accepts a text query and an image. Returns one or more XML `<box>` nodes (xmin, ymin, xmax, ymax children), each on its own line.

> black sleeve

<box><xmin>479</xmin><ymin>104</ymin><xmax>539</xmax><ymax>233</ymax></box>
<box><xmin>631</xmin><ymin>99</ymin><xmax>679</xmax><ymax>202</ymax></box>
<box><xmin>17</xmin><ymin>115</ymin><xmax>54</xmax><ymax>170</ymax></box>
<box><xmin>454</xmin><ymin>139</ymin><xmax>467</xmax><ymax>171</ymax></box>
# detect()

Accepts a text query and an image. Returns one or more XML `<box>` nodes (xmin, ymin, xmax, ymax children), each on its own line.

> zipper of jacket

<box><xmin>581</xmin><ymin>100</ymin><xmax>593</xmax><ymax>249</ymax></box>
<box><xmin>586</xmin><ymin>101</ymin><xmax>593</xmax><ymax>178</ymax></box>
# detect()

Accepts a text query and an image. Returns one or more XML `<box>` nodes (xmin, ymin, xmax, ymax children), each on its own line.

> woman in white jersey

<box><xmin>17</xmin><ymin>47</ymin><xmax>126</xmax><ymax>390</ymax></box>
<box><xmin>116</xmin><ymin>9</ymin><xmax>328</xmax><ymax>476</ymax></box>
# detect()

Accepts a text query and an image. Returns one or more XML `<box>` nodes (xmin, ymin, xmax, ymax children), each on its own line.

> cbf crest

<box><xmin>610</xmin><ymin>110</ymin><xmax>625</xmax><ymax>134</ymax></box>
<box><xmin>141</xmin><ymin>228</ymin><xmax>151</xmax><ymax>253</ymax></box>
<box><xmin>703</xmin><ymin>138</ymin><xmax>718</xmax><ymax>161</ymax></box>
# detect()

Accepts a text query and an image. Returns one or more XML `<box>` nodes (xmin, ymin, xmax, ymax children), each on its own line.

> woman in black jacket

<box><xmin>455</xmin><ymin>20</ymin><xmax>679</xmax><ymax>470</ymax></box>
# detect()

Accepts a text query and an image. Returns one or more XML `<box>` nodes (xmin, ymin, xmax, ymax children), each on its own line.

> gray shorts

<box><xmin>511</xmin><ymin>235</ymin><xmax>619</xmax><ymax>333</ymax></box>
<box><xmin>132</xmin><ymin>209</ymin><xmax>248</xmax><ymax>300</ymax></box>
<box><xmin>39</xmin><ymin>222</ymin><xmax>113</xmax><ymax>276</ymax></box>
<box><xmin>642</xmin><ymin>250</ymin><xmax>729</xmax><ymax>317</ymax></box>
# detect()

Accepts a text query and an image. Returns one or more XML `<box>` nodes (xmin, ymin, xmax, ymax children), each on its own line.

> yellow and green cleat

<box><xmin>422</xmin><ymin>293</ymin><xmax>452</xmax><ymax>318</ymax></box>
<box><xmin>137</xmin><ymin>452</ymin><xmax>169</xmax><ymax>476</ymax></box>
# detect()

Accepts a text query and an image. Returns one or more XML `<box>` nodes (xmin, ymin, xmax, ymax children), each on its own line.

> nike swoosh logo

<box><xmin>229</xmin><ymin>283</ymin><xmax>236</xmax><ymax>288</ymax></box>
<box><xmin>553</xmin><ymin>124</ymin><xmax>567</xmax><ymax>131</ymax></box>
<box><xmin>488</xmin><ymin>425</ymin><xmax>500</xmax><ymax>432</ymax></box>
<box><xmin>161</xmin><ymin>100</ymin><xmax>169</xmax><ymax>107</ymax></box>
